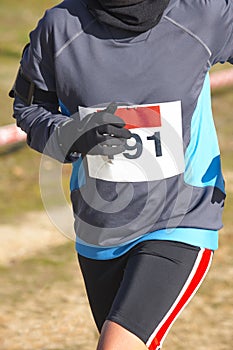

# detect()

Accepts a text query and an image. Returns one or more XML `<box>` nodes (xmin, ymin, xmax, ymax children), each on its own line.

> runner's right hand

<box><xmin>57</xmin><ymin>102</ymin><xmax>131</xmax><ymax>157</ymax></box>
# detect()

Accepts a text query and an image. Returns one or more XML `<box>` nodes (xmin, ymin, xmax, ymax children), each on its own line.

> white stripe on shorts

<box><xmin>146</xmin><ymin>248</ymin><xmax>213</xmax><ymax>350</ymax></box>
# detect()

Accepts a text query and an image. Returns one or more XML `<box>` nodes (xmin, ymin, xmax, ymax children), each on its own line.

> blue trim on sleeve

<box><xmin>70</xmin><ymin>157</ymin><xmax>86</xmax><ymax>190</ymax></box>
<box><xmin>76</xmin><ymin>227</ymin><xmax>218</xmax><ymax>260</ymax></box>
<box><xmin>59</xmin><ymin>100</ymin><xmax>71</xmax><ymax>117</ymax></box>
<box><xmin>59</xmin><ymin>100</ymin><xmax>86</xmax><ymax>190</ymax></box>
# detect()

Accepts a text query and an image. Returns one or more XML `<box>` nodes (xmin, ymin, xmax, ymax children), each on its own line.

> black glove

<box><xmin>57</xmin><ymin>102</ymin><xmax>131</xmax><ymax>158</ymax></box>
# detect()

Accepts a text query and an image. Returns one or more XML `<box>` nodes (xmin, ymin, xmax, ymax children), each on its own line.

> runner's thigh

<box><xmin>78</xmin><ymin>240</ymin><xmax>213</xmax><ymax>349</ymax></box>
<box><xmin>78</xmin><ymin>251</ymin><xmax>129</xmax><ymax>332</ymax></box>
<box><xmin>106</xmin><ymin>240</ymin><xmax>213</xmax><ymax>349</ymax></box>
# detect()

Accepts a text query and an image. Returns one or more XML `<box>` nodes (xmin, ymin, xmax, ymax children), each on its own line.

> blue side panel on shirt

<box><xmin>184</xmin><ymin>74</ymin><xmax>225</xmax><ymax>192</ymax></box>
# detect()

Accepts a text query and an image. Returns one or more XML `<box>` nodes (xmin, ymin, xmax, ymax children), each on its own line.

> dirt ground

<box><xmin>0</xmin><ymin>211</ymin><xmax>98</xmax><ymax>350</ymax></box>
<box><xmin>0</xmin><ymin>211</ymin><xmax>68</xmax><ymax>266</ymax></box>
<box><xmin>0</xmin><ymin>211</ymin><xmax>232</xmax><ymax>350</ymax></box>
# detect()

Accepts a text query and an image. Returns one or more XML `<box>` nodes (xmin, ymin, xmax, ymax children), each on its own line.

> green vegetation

<box><xmin>0</xmin><ymin>0</ymin><xmax>58</xmax><ymax>125</ymax></box>
<box><xmin>0</xmin><ymin>0</ymin><xmax>71</xmax><ymax>221</ymax></box>
<box><xmin>0</xmin><ymin>242</ymin><xmax>76</xmax><ymax>306</ymax></box>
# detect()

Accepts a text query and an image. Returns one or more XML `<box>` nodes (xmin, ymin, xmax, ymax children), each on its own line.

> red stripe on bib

<box><xmin>115</xmin><ymin>106</ymin><xmax>161</xmax><ymax>129</ymax></box>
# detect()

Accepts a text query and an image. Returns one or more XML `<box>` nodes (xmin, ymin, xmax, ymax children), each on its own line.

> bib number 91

<box><xmin>108</xmin><ymin>132</ymin><xmax>162</xmax><ymax>160</ymax></box>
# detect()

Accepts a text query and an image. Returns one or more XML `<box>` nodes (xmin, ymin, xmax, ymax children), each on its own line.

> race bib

<box><xmin>79</xmin><ymin>101</ymin><xmax>184</xmax><ymax>182</ymax></box>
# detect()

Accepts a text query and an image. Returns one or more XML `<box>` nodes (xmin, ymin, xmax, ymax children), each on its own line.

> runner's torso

<box><xmin>21</xmin><ymin>0</ymin><xmax>233</xmax><ymax>248</ymax></box>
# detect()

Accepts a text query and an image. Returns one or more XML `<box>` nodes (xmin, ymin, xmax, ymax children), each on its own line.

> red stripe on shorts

<box><xmin>146</xmin><ymin>248</ymin><xmax>213</xmax><ymax>350</ymax></box>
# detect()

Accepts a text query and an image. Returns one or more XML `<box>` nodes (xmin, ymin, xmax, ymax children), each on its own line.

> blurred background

<box><xmin>0</xmin><ymin>1</ymin><xmax>232</xmax><ymax>349</ymax></box>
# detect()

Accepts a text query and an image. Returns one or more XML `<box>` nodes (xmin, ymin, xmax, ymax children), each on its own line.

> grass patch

<box><xmin>0</xmin><ymin>242</ymin><xmax>76</xmax><ymax>305</ymax></box>
<box><xmin>0</xmin><ymin>0</ymin><xmax>58</xmax><ymax>126</ymax></box>
<box><xmin>0</xmin><ymin>144</ymin><xmax>71</xmax><ymax>224</ymax></box>
<box><xmin>0</xmin><ymin>1</ymin><xmax>72</xmax><ymax>224</ymax></box>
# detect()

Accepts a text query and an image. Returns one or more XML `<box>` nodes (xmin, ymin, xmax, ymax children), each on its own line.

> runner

<box><xmin>11</xmin><ymin>1</ymin><xmax>233</xmax><ymax>349</ymax></box>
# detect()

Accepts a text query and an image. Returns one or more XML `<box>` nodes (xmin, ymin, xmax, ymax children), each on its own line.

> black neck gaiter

<box><xmin>88</xmin><ymin>0</ymin><xmax>170</xmax><ymax>33</ymax></box>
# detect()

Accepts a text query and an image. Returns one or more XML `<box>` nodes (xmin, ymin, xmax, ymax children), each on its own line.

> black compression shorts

<box><xmin>78</xmin><ymin>240</ymin><xmax>213</xmax><ymax>350</ymax></box>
